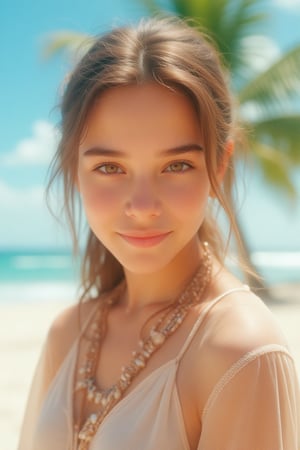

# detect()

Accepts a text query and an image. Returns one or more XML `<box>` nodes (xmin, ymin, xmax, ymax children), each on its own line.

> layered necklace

<box><xmin>73</xmin><ymin>242</ymin><xmax>212</xmax><ymax>450</ymax></box>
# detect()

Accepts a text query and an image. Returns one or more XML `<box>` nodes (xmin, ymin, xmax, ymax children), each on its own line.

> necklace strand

<box><xmin>73</xmin><ymin>242</ymin><xmax>211</xmax><ymax>450</ymax></box>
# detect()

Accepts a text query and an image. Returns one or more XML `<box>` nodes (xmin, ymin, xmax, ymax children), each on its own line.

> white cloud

<box><xmin>240</xmin><ymin>35</ymin><xmax>281</xmax><ymax>73</ymax></box>
<box><xmin>0</xmin><ymin>179</ymin><xmax>44</xmax><ymax>206</ymax></box>
<box><xmin>239</xmin><ymin>102</ymin><xmax>263</xmax><ymax>122</ymax></box>
<box><xmin>1</xmin><ymin>120</ymin><xmax>60</xmax><ymax>166</ymax></box>
<box><xmin>0</xmin><ymin>179</ymin><xmax>71</xmax><ymax>248</ymax></box>
<box><xmin>273</xmin><ymin>0</ymin><xmax>300</xmax><ymax>11</ymax></box>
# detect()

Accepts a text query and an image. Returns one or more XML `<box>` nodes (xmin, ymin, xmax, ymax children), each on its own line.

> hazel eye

<box><xmin>165</xmin><ymin>162</ymin><xmax>192</xmax><ymax>172</ymax></box>
<box><xmin>97</xmin><ymin>164</ymin><xmax>123</xmax><ymax>174</ymax></box>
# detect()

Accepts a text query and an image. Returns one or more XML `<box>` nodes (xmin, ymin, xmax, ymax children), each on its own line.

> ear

<box><xmin>210</xmin><ymin>139</ymin><xmax>234</xmax><ymax>197</ymax></box>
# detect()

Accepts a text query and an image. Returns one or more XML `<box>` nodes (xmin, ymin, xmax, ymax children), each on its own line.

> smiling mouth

<box><xmin>117</xmin><ymin>231</ymin><xmax>172</xmax><ymax>248</ymax></box>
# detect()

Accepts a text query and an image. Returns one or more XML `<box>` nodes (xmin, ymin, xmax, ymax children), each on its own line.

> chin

<box><xmin>112</xmin><ymin>250</ymin><xmax>177</xmax><ymax>275</ymax></box>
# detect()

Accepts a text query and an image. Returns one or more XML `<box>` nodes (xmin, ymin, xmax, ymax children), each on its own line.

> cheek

<box><xmin>164</xmin><ymin>176</ymin><xmax>210</xmax><ymax>215</ymax></box>
<box><xmin>79</xmin><ymin>178</ymin><xmax>122</xmax><ymax>220</ymax></box>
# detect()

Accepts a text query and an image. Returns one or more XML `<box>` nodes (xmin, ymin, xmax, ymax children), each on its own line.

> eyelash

<box><xmin>164</xmin><ymin>161</ymin><xmax>193</xmax><ymax>173</ymax></box>
<box><xmin>96</xmin><ymin>163</ymin><xmax>124</xmax><ymax>175</ymax></box>
<box><xmin>95</xmin><ymin>160</ymin><xmax>194</xmax><ymax>175</ymax></box>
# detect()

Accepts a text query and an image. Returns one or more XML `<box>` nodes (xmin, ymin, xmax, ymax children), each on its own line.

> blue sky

<box><xmin>0</xmin><ymin>0</ymin><xmax>300</xmax><ymax>250</ymax></box>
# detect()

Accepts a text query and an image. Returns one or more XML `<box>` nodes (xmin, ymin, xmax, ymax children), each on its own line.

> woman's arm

<box><xmin>194</xmin><ymin>292</ymin><xmax>300</xmax><ymax>450</ymax></box>
<box><xmin>198</xmin><ymin>346</ymin><xmax>300</xmax><ymax>450</ymax></box>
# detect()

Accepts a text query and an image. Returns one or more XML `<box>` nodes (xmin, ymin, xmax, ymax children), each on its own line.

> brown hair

<box><xmin>47</xmin><ymin>16</ymin><xmax>244</xmax><ymax>302</ymax></box>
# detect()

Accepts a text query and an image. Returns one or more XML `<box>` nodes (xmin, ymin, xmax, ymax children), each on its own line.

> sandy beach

<box><xmin>0</xmin><ymin>299</ymin><xmax>71</xmax><ymax>450</ymax></box>
<box><xmin>1</xmin><ymin>284</ymin><xmax>299</xmax><ymax>450</ymax></box>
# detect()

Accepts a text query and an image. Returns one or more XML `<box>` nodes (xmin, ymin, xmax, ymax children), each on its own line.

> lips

<box><xmin>117</xmin><ymin>231</ymin><xmax>172</xmax><ymax>248</ymax></box>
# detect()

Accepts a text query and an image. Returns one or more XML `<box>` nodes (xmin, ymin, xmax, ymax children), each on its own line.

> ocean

<box><xmin>0</xmin><ymin>249</ymin><xmax>79</xmax><ymax>303</ymax></box>
<box><xmin>0</xmin><ymin>248</ymin><xmax>299</xmax><ymax>304</ymax></box>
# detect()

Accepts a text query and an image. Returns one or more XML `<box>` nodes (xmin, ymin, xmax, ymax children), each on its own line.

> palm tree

<box><xmin>44</xmin><ymin>0</ymin><xmax>300</xmax><ymax>295</ymax></box>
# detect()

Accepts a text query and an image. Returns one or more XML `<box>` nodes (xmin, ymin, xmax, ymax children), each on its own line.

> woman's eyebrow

<box><xmin>83</xmin><ymin>147</ymin><xmax>126</xmax><ymax>157</ymax></box>
<box><xmin>160</xmin><ymin>144</ymin><xmax>204</xmax><ymax>156</ymax></box>
<box><xmin>83</xmin><ymin>143</ymin><xmax>203</xmax><ymax>157</ymax></box>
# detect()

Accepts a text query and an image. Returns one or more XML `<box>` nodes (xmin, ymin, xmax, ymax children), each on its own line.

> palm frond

<box><xmin>171</xmin><ymin>0</ymin><xmax>267</xmax><ymax>71</ymax></box>
<box><xmin>42</xmin><ymin>31</ymin><xmax>93</xmax><ymax>60</ymax></box>
<box><xmin>172</xmin><ymin>0</ymin><xmax>227</xmax><ymax>19</ymax></box>
<box><xmin>137</xmin><ymin>0</ymin><xmax>161</xmax><ymax>14</ymax></box>
<box><xmin>220</xmin><ymin>0</ymin><xmax>267</xmax><ymax>69</ymax></box>
<box><xmin>250</xmin><ymin>141</ymin><xmax>297</xmax><ymax>198</ymax></box>
<box><xmin>225</xmin><ymin>0</ymin><xmax>267</xmax><ymax>34</ymax></box>
<box><xmin>239</xmin><ymin>45</ymin><xmax>300</xmax><ymax>107</ymax></box>
<box><xmin>250</xmin><ymin>115</ymin><xmax>300</xmax><ymax>164</ymax></box>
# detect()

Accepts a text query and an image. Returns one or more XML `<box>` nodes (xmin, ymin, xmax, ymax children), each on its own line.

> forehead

<box><xmin>80</xmin><ymin>82</ymin><xmax>202</xmax><ymax>152</ymax></box>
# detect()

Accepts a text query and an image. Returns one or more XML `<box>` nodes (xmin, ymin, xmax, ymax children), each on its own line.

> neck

<box><xmin>120</xmin><ymin>237</ymin><xmax>205</xmax><ymax>314</ymax></box>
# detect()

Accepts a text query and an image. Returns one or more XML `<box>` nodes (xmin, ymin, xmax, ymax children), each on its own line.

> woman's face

<box><xmin>77</xmin><ymin>82</ymin><xmax>211</xmax><ymax>274</ymax></box>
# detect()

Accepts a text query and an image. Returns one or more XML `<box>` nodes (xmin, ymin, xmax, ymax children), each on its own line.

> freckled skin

<box><xmin>77</xmin><ymin>82</ymin><xmax>211</xmax><ymax>275</ymax></box>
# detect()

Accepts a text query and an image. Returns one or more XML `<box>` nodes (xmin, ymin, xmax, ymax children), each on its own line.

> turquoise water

<box><xmin>0</xmin><ymin>248</ymin><xmax>299</xmax><ymax>304</ymax></box>
<box><xmin>0</xmin><ymin>249</ymin><xmax>78</xmax><ymax>282</ymax></box>
<box><xmin>0</xmin><ymin>249</ymin><xmax>79</xmax><ymax>303</ymax></box>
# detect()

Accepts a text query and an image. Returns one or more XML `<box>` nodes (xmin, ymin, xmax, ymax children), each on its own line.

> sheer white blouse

<box><xmin>18</xmin><ymin>288</ymin><xmax>300</xmax><ymax>450</ymax></box>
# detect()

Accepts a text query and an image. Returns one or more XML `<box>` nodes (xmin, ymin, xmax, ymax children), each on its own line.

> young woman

<box><xmin>18</xmin><ymin>16</ymin><xmax>299</xmax><ymax>450</ymax></box>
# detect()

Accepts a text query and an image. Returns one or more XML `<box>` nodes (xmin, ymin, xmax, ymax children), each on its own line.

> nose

<box><xmin>124</xmin><ymin>177</ymin><xmax>161</xmax><ymax>218</ymax></box>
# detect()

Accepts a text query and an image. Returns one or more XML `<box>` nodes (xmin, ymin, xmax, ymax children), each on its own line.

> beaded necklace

<box><xmin>73</xmin><ymin>242</ymin><xmax>211</xmax><ymax>450</ymax></box>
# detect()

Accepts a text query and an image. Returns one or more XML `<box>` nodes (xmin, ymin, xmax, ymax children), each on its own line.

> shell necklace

<box><xmin>73</xmin><ymin>242</ymin><xmax>211</xmax><ymax>450</ymax></box>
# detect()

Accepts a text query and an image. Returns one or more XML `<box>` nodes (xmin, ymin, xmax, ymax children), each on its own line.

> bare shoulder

<box><xmin>200</xmin><ymin>267</ymin><xmax>288</xmax><ymax>357</ymax></box>
<box><xmin>203</xmin><ymin>287</ymin><xmax>288</xmax><ymax>357</ymax></box>
<box><xmin>191</xmin><ymin>273</ymin><xmax>289</xmax><ymax>411</ymax></box>
<box><xmin>197</xmin><ymin>280</ymin><xmax>287</xmax><ymax>393</ymax></box>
